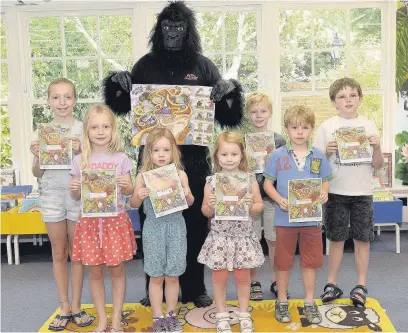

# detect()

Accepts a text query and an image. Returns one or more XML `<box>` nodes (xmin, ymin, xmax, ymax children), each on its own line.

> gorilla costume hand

<box><xmin>210</xmin><ymin>79</ymin><xmax>236</xmax><ymax>102</ymax></box>
<box><xmin>111</xmin><ymin>71</ymin><xmax>133</xmax><ymax>93</ymax></box>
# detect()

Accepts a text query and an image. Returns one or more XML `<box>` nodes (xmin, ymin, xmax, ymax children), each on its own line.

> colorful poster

<box><xmin>38</xmin><ymin>123</ymin><xmax>72</xmax><ymax>169</ymax></box>
<box><xmin>245</xmin><ymin>132</ymin><xmax>275</xmax><ymax>173</ymax></box>
<box><xmin>0</xmin><ymin>169</ymin><xmax>16</xmax><ymax>186</ymax></box>
<box><xmin>215</xmin><ymin>172</ymin><xmax>250</xmax><ymax>221</ymax></box>
<box><xmin>288</xmin><ymin>178</ymin><xmax>322</xmax><ymax>223</ymax></box>
<box><xmin>335</xmin><ymin>127</ymin><xmax>372</xmax><ymax>164</ymax></box>
<box><xmin>81</xmin><ymin>169</ymin><xmax>117</xmax><ymax>217</ymax></box>
<box><xmin>142</xmin><ymin>163</ymin><xmax>188</xmax><ymax>218</ymax></box>
<box><xmin>130</xmin><ymin>84</ymin><xmax>214</xmax><ymax>147</ymax></box>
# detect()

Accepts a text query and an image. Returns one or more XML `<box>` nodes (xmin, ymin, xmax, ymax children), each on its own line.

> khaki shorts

<box><xmin>253</xmin><ymin>198</ymin><xmax>276</xmax><ymax>242</ymax></box>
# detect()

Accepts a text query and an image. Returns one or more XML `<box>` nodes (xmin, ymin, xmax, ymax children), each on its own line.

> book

<box><xmin>335</xmin><ymin>126</ymin><xmax>372</xmax><ymax>164</ymax></box>
<box><xmin>373</xmin><ymin>190</ymin><xmax>394</xmax><ymax>202</ymax></box>
<box><xmin>215</xmin><ymin>172</ymin><xmax>250</xmax><ymax>221</ymax></box>
<box><xmin>81</xmin><ymin>169</ymin><xmax>118</xmax><ymax>218</ymax></box>
<box><xmin>38</xmin><ymin>123</ymin><xmax>72</xmax><ymax>169</ymax></box>
<box><xmin>19</xmin><ymin>198</ymin><xmax>41</xmax><ymax>213</ymax></box>
<box><xmin>288</xmin><ymin>178</ymin><xmax>322</xmax><ymax>223</ymax></box>
<box><xmin>130</xmin><ymin>84</ymin><xmax>215</xmax><ymax>147</ymax></box>
<box><xmin>245</xmin><ymin>132</ymin><xmax>275</xmax><ymax>173</ymax></box>
<box><xmin>0</xmin><ymin>169</ymin><xmax>16</xmax><ymax>186</ymax></box>
<box><xmin>142</xmin><ymin>163</ymin><xmax>188</xmax><ymax>218</ymax></box>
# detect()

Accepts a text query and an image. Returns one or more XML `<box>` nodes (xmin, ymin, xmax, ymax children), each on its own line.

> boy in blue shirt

<box><xmin>264</xmin><ymin>105</ymin><xmax>332</xmax><ymax>324</ymax></box>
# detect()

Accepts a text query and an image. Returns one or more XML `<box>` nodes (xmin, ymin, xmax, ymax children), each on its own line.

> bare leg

<box><xmin>250</xmin><ymin>268</ymin><xmax>258</xmax><ymax>282</ymax></box>
<box><xmin>266</xmin><ymin>240</ymin><xmax>276</xmax><ymax>282</ymax></box>
<box><xmin>110</xmin><ymin>263</ymin><xmax>126</xmax><ymax>331</ymax></box>
<box><xmin>46</xmin><ymin>221</ymin><xmax>71</xmax><ymax>323</ymax></box>
<box><xmin>354</xmin><ymin>240</ymin><xmax>370</xmax><ymax>286</ymax></box>
<box><xmin>164</xmin><ymin>276</ymin><xmax>179</xmax><ymax>314</ymax></box>
<box><xmin>212</xmin><ymin>270</ymin><xmax>229</xmax><ymax>313</ymax></box>
<box><xmin>89</xmin><ymin>265</ymin><xmax>107</xmax><ymax>332</ymax></box>
<box><xmin>302</xmin><ymin>268</ymin><xmax>316</xmax><ymax>303</ymax></box>
<box><xmin>67</xmin><ymin>221</ymin><xmax>85</xmax><ymax>315</ymax></box>
<box><xmin>234</xmin><ymin>269</ymin><xmax>251</xmax><ymax>313</ymax></box>
<box><xmin>276</xmin><ymin>270</ymin><xmax>290</xmax><ymax>302</ymax></box>
<box><xmin>149</xmin><ymin>277</ymin><xmax>165</xmax><ymax>318</ymax></box>
<box><xmin>327</xmin><ymin>241</ymin><xmax>345</xmax><ymax>285</ymax></box>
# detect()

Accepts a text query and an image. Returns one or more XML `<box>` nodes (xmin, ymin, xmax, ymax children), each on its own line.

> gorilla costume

<box><xmin>103</xmin><ymin>1</ymin><xmax>243</xmax><ymax>308</ymax></box>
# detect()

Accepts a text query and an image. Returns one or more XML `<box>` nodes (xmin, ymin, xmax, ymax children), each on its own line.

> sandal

<box><xmin>350</xmin><ymin>285</ymin><xmax>368</xmax><ymax>307</ymax></box>
<box><xmin>72</xmin><ymin>310</ymin><xmax>95</xmax><ymax>327</ymax></box>
<box><xmin>250</xmin><ymin>281</ymin><xmax>264</xmax><ymax>301</ymax></box>
<box><xmin>270</xmin><ymin>281</ymin><xmax>290</xmax><ymax>299</ymax></box>
<box><xmin>48</xmin><ymin>314</ymin><xmax>72</xmax><ymax>331</ymax></box>
<box><xmin>321</xmin><ymin>283</ymin><xmax>343</xmax><ymax>303</ymax></box>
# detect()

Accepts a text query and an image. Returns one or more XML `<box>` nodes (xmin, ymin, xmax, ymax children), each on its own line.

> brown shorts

<box><xmin>274</xmin><ymin>226</ymin><xmax>323</xmax><ymax>271</ymax></box>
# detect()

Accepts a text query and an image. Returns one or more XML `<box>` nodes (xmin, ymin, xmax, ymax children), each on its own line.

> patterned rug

<box><xmin>39</xmin><ymin>298</ymin><xmax>395</xmax><ymax>332</ymax></box>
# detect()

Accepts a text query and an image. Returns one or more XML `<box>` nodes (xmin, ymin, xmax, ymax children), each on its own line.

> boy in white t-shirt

<box><xmin>313</xmin><ymin>77</ymin><xmax>384</xmax><ymax>307</ymax></box>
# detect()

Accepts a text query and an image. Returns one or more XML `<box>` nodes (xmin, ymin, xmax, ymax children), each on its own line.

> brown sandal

<box><xmin>250</xmin><ymin>281</ymin><xmax>264</xmax><ymax>301</ymax></box>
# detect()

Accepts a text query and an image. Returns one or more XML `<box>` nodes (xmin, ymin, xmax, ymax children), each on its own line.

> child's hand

<box><xmin>70</xmin><ymin>179</ymin><xmax>81</xmax><ymax>195</ymax></box>
<box><xmin>368</xmin><ymin>135</ymin><xmax>381</xmax><ymax>150</ymax></box>
<box><xmin>278</xmin><ymin>197</ymin><xmax>289</xmax><ymax>211</ymax></box>
<box><xmin>244</xmin><ymin>193</ymin><xmax>253</xmax><ymax>208</ymax></box>
<box><xmin>70</xmin><ymin>137</ymin><xmax>81</xmax><ymax>153</ymax></box>
<box><xmin>116</xmin><ymin>175</ymin><xmax>131</xmax><ymax>193</ymax></box>
<box><xmin>30</xmin><ymin>140</ymin><xmax>40</xmax><ymax>157</ymax></box>
<box><xmin>319</xmin><ymin>190</ymin><xmax>328</xmax><ymax>204</ymax></box>
<box><xmin>207</xmin><ymin>193</ymin><xmax>216</xmax><ymax>210</ymax></box>
<box><xmin>137</xmin><ymin>188</ymin><xmax>150</xmax><ymax>200</ymax></box>
<box><xmin>326</xmin><ymin>140</ymin><xmax>338</xmax><ymax>155</ymax></box>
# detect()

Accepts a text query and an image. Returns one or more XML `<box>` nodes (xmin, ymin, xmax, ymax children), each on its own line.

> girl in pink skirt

<box><xmin>70</xmin><ymin>103</ymin><xmax>136</xmax><ymax>332</ymax></box>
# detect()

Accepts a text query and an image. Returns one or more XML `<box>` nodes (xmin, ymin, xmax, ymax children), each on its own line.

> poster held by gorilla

<box><xmin>102</xmin><ymin>1</ymin><xmax>244</xmax><ymax>308</ymax></box>
<box><xmin>130</xmin><ymin>84</ymin><xmax>215</xmax><ymax>146</ymax></box>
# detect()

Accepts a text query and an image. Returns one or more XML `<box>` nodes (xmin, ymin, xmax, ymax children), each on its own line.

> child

<box><xmin>29</xmin><ymin>78</ymin><xmax>94</xmax><ymax>331</ymax></box>
<box><xmin>245</xmin><ymin>92</ymin><xmax>287</xmax><ymax>301</ymax></box>
<box><xmin>198</xmin><ymin>131</ymin><xmax>264</xmax><ymax>333</ymax></box>
<box><xmin>313</xmin><ymin>77</ymin><xmax>383</xmax><ymax>307</ymax></box>
<box><xmin>69</xmin><ymin>104</ymin><xmax>136</xmax><ymax>332</ymax></box>
<box><xmin>264</xmin><ymin>105</ymin><xmax>331</xmax><ymax>324</ymax></box>
<box><xmin>130</xmin><ymin>127</ymin><xmax>194</xmax><ymax>333</ymax></box>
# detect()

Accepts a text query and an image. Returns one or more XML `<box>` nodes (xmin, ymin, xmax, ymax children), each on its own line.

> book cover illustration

<box><xmin>130</xmin><ymin>84</ymin><xmax>214</xmax><ymax>147</ymax></box>
<box><xmin>335</xmin><ymin>127</ymin><xmax>372</xmax><ymax>164</ymax></box>
<box><xmin>142</xmin><ymin>163</ymin><xmax>188</xmax><ymax>218</ymax></box>
<box><xmin>38</xmin><ymin>123</ymin><xmax>72</xmax><ymax>169</ymax></box>
<box><xmin>245</xmin><ymin>132</ymin><xmax>275</xmax><ymax>173</ymax></box>
<box><xmin>19</xmin><ymin>198</ymin><xmax>41</xmax><ymax>213</ymax></box>
<box><xmin>215</xmin><ymin>173</ymin><xmax>250</xmax><ymax>221</ymax></box>
<box><xmin>288</xmin><ymin>178</ymin><xmax>322</xmax><ymax>223</ymax></box>
<box><xmin>1</xmin><ymin>169</ymin><xmax>16</xmax><ymax>186</ymax></box>
<box><xmin>81</xmin><ymin>169</ymin><xmax>118</xmax><ymax>217</ymax></box>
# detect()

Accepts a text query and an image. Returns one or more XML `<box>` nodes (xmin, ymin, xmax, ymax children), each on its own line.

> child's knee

<box><xmin>233</xmin><ymin>269</ymin><xmax>250</xmax><ymax>286</ymax></box>
<box><xmin>89</xmin><ymin>266</ymin><xmax>105</xmax><ymax>280</ymax></box>
<box><xmin>212</xmin><ymin>269</ymin><xmax>229</xmax><ymax>284</ymax></box>
<box><xmin>164</xmin><ymin>276</ymin><xmax>179</xmax><ymax>284</ymax></box>
<box><xmin>110</xmin><ymin>263</ymin><xmax>125</xmax><ymax>278</ymax></box>
<box><xmin>150</xmin><ymin>276</ymin><xmax>165</xmax><ymax>285</ymax></box>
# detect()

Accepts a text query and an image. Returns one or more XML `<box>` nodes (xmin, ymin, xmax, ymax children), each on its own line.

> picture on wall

<box><xmin>373</xmin><ymin>152</ymin><xmax>393</xmax><ymax>188</ymax></box>
<box><xmin>130</xmin><ymin>84</ymin><xmax>214</xmax><ymax>147</ymax></box>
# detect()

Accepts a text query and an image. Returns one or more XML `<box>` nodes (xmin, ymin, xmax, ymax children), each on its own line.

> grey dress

<box><xmin>142</xmin><ymin>196</ymin><xmax>187</xmax><ymax>277</ymax></box>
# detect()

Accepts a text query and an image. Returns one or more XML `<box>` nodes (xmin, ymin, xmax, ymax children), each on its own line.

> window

<box><xmin>0</xmin><ymin>17</ymin><xmax>12</xmax><ymax>168</ymax></box>
<box><xmin>196</xmin><ymin>8</ymin><xmax>259</xmax><ymax>92</ymax></box>
<box><xmin>279</xmin><ymin>6</ymin><xmax>384</xmax><ymax>134</ymax></box>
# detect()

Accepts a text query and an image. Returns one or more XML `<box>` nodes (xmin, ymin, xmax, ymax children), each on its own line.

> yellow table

<box><xmin>1</xmin><ymin>208</ymin><xmax>47</xmax><ymax>265</ymax></box>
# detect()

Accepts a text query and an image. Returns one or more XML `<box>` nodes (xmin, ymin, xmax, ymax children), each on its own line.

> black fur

<box><xmin>101</xmin><ymin>72</ymin><xmax>131</xmax><ymax>116</ymax></box>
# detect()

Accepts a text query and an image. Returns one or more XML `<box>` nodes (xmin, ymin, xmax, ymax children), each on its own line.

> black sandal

<box><xmin>321</xmin><ymin>283</ymin><xmax>343</xmax><ymax>303</ymax></box>
<box><xmin>350</xmin><ymin>285</ymin><xmax>368</xmax><ymax>307</ymax></box>
<box><xmin>72</xmin><ymin>310</ymin><xmax>95</xmax><ymax>327</ymax></box>
<box><xmin>48</xmin><ymin>314</ymin><xmax>72</xmax><ymax>331</ymax></box>
<box><xmin>270</xmin><ymin>281</ymin><xmax>290</xmax><ymax>299</ymax></box>
<box><xmin>250</xmin><ymin>281</ymin><xmax>264</xmax><ymax>301</ymax></box>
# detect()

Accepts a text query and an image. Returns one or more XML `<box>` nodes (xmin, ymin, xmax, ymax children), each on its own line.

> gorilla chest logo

<box><xmin>297</xmin><ymin>304</ymin><xmax>381</xmax><ymax>331</ymax></box>
<box><xmin>185</xmin><ymin>73</ymin><xmax>198</xmax><ymax>80</ymax></box>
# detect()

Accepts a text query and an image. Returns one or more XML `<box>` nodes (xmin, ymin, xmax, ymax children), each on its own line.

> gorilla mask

<box><xmin>161</xmin><ymin>19</ymin><xmax>187</xmax><ymax>51</ymax></box>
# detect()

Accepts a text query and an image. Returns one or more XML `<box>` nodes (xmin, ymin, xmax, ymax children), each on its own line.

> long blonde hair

<box><xmin>211</xmin><ymin>131</ymin><xmax>249</xmax><ymax>173</ymax></box>
<box><xmin>81</xmin><ymin>103</ymin><xmax>122</xmax><ymax>170</ymax></box>
<box><xmin>140</xmin><ymin>127</ymin><xmax>183</xmax><ymax>172</ymax></box>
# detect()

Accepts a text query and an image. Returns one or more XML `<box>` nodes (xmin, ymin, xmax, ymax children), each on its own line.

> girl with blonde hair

<box><xmin>131</xmin><ymin>127</ymin><xmax>194</xmax><ymax>333</ymax></box>
<box><xmin>198</xmin><ymin>131</ymin><xmax>265</xmax><ymax>333</ymax></box>
<box><xmin>69</xmin><ymin>103</ymin><xmax>136</xmax><ymax>332</ymax></box>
